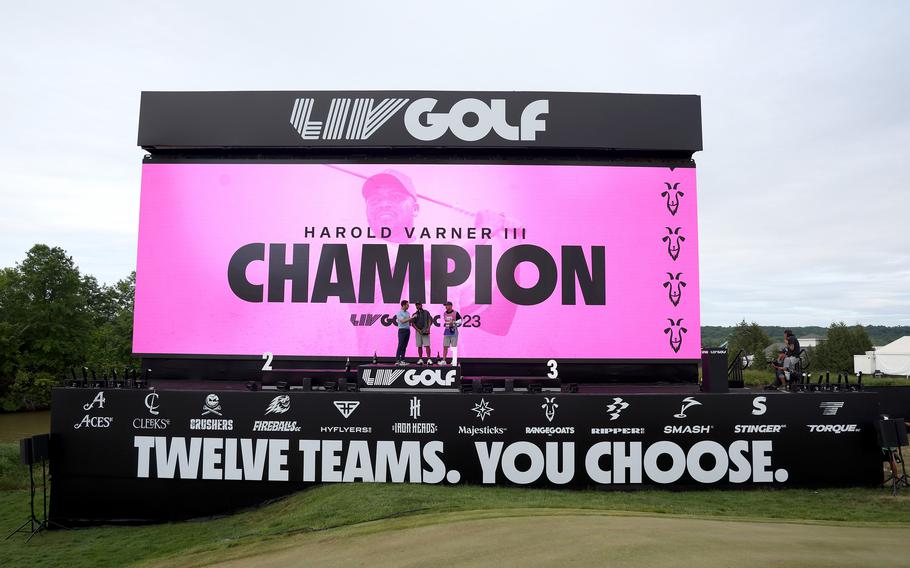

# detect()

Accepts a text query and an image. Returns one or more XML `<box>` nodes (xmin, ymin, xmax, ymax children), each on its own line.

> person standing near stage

<box><xmin>783</xmin><ymin>330</ymin><xmax>801</xmax><ymax>381</ymax></box>
<box><xmin>395</xmin><ymin>300</ymin><xmax>414</xmax><ymax>365</ymax></box>
<box><xmin>412</xmin><ymin>301</ymin><xmax>432</xmax><ymax>365</ymax></box>
<box><xmin>441</xmin><ymin>301</ymin><xmax>462</xmax><ymax>365</ymax></box>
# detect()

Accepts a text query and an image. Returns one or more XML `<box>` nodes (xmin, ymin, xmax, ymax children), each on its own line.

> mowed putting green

<box><xmin>155</xmin><ymin>509</ymin><xmax>910</xmax><ymax>568</ymax></box>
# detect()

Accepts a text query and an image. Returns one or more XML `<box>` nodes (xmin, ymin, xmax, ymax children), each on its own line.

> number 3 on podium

<box><xmin>546</xmin><ymin>359</ymin><xmax>558</xmax><ymax>379</ymax></box>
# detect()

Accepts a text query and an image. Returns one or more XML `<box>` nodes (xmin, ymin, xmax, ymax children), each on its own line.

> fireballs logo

<box><xmin>288</xmin><ymin>97</ymin><xmax>548</xmax><ymax>142</ymax></box>
<box><xmin>265</xmin><ymin>395</ymin><xmax>290</xmax><ymax>415</ymax></box>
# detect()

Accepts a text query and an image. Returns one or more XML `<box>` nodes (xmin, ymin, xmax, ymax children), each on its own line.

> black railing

<box><xmin>727</xmin><ymin>349</ymin><xmax>748</xmax><ymax>388</ymax></box>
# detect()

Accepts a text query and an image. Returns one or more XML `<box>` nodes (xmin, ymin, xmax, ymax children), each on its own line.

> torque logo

<box><xmin>606</xmin><ymin>397</ymin><xmax>629</xmax><ymax>421</ymax></box>
<box><xmin>334</xmin><ymin>400</ymin><xmax>360</xmax><ymax>419</ymax></box>
<box><xmin>674</xmin><ymin>397</ymin><xmax>702</xmax><ymax>419</ymax></box>
<box><xmin>819</xmin><ymin>402</ymin><xmax>845</xmax><ymax>416</ymax></box>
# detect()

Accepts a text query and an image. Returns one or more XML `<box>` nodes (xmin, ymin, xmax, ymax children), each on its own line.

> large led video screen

<box><xmin>134</xmin><ymin>163</ymin><xmax>699</xmax><ymax>360</ymax></box>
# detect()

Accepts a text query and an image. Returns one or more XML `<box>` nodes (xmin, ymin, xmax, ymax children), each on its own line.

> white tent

<box><xmin>854</xmin><ymin>336</ymin><xmax>910</xmax><ymax>377</ymax></box>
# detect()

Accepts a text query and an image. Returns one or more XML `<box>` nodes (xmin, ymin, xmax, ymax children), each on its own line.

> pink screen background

<box><xmin>134</xmin><ymin>163</ymin><xmax>700</xmax><ymax>359</ymax></box>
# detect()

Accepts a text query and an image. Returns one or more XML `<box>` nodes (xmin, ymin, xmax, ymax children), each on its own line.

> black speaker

<box><xmin>701</xmin><ymin>348</ymin><xmax>729</xmax><ymax>393</ymax></box>
<box><xmin>31</xmin><ymin>434</ymin><xmax>50</xmax><ymax>461</ymax></box>
<box><xmin>19</xmin><ymin>438</ymin><xmax>34</xmax><ymax>466</ymax></box>
<box><xmin>876</xmin><ymin>418</ymin><xmax>908</xmax><ymax>447</ymax></box>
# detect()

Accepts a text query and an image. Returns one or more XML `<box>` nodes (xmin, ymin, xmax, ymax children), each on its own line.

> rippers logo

<box><xmin>606</xmin><ymin>397</ymin><xmax>629</xmax><ymax>421</ymax></box>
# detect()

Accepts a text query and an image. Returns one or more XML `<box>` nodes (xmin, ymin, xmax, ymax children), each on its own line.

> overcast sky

<box><xmin>1</xmin><ymin>1</ymin><xmax>907</xmax><ymax>326</ymax></box>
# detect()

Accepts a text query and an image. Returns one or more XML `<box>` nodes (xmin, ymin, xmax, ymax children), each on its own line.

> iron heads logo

<box><xmin>288</xmin><ymin>97</ymin><xmax>548</xmax><ymax>142</ymax></box>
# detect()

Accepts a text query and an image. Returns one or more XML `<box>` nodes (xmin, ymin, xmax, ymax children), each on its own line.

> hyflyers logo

<box><xmin>288</xmin><ymin>97</ymin><xmax>548</xmax><ymax>142</ymax></box>
<box><xmin>334</xmin><ymin>400</ymin><xmax>360</xmax><ymax>419</ymax></box>
<box><xmin>266</xmin><ymin>395</ymin><xmax>290</xmax><ymax>415</ymax></box>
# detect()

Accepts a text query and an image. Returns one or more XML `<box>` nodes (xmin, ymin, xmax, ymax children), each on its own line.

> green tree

<box><xmin>85</xmin><ymin>272</ymin><xmax>136</xmax><ymax>370</ymax></box>
<box><xmin>0</xmin><ymin>245</ymin><xmax>94</xmax><ymax>375</ymax></box>
<box><xmin>813</xmin><ymin>322</ymin><xmax>873</xmax><ymax>372</ymax></box>
<box><xmin>726</xmin><ymin>320</ymin><xmax>771</xmax><ymax>365</ymax></box>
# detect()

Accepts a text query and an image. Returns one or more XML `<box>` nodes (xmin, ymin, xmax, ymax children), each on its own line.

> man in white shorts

<box><xmin>440</xmin><ymin>301</ymin><xmax>462</xmax><ymax>365</ymax></box>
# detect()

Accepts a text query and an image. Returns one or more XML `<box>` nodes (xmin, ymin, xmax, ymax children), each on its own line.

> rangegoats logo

<box><xmin>662</xmin><ymin>272</ymin><xmax>686</xmax><ymax>307</ymax></box>
<box><xmin>289</xmin><ymin>97</ymin><xmax>548</xmax><ymax>142</ymax></box>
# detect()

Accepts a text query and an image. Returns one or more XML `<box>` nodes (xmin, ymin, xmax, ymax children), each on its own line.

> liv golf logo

<box><xmin>289</xmin><ymin>97</ymin><xmax>548</xmax><ymax>142</ymax></box>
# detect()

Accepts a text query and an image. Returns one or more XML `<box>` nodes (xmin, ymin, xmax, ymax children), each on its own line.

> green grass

<box><xmin>739</xmin><ymin>368</ymin><xmax>909</xmax><ymax>388</ymax></box>
<box><xmin>1</xmin><ymin>441</ymin><xmax>909</xmax><ymax>568</ymax></box>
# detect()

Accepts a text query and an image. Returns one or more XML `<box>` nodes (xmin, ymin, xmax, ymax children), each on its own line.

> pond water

<box><xmin>0</xmin><ymin>410</ymin><xmax>51</xmax><ymax>443</ymax></box>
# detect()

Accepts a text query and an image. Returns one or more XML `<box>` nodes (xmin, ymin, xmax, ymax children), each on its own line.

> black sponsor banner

<box><xmin>137</xmin><ymin>91</ymin><xmax>702</xmax><ymax>152</ymax></box>
<box><xmin>357</xmin><ymin>365</ymin><xmax>461</xmax><ymax>390</ymax></box>
<box><xmin>51</xmin><ymin>388</ymin><xmax>881</xmax><ymax>524</ymax></box>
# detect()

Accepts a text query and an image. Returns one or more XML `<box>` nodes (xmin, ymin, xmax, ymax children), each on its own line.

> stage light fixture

<box><xmin>482</xmin><ymin>383</ymin><xmax>494</xmax><ymax>394</ymax></box>
<box><xmin>528</xmin><ymin>383</ymin><xmax>542</xmax><ymax>393</ymax></box>
<box><xmin>245</xmin><ymin>381</ymin><xmax>260</xmax><ymax>391</ymax></box>
<box><xmin>276</xmin><ymin>381</ymin><xmax>289</xmax><ymax>391</ymax></box>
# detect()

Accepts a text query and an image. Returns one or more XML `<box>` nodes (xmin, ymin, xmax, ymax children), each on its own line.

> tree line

<box><xmin>0</xmin><ymin>245</ymin><xmax>134</xmax><ymax>411</ymax></box>
<box><xmin>722</xmin><ymin>320</ymin><xmax>875</xmax><ymax>374</ymax></box>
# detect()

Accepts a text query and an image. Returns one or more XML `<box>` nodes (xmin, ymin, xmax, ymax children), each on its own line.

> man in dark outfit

<box><xmin>395</xmin><ymin>300</ymin><xmax>414</xmax><ymax>365</ymax></box>
<box><xmin>783</xmin><ymin>330</ymin><xmax>801</xmax><ymax>382</ymax></box>
<box><xmin>412</xmin><ymin>301</ymin><xmax>432</xmax><ymax>365</ymax></box>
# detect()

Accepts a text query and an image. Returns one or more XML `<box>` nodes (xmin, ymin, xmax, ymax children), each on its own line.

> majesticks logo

<box><xmin>288</xmin><ymin>97</ymin><xmax>548</xmax><ymax>142</ymax></box>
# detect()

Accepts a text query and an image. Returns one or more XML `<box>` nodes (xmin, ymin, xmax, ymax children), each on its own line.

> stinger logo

<box><xmin>606</xmin><ymin>397</ymin><xmax>629</xmax><ymax>421</ymax></box>
<box><xmin>674</xmin><ymin>396</ymin><xmax>702</xmax><ymax>419</ymax></box>
<box><xmin>265</xmin><ymin>395</ymin><xmax>290</xmax><ymax>415</ymax></box>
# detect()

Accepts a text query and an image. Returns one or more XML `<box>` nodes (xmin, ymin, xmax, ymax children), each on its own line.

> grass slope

<box><xmin>2</xmin><ymin>442</ymin><xmax>909</xmax><ymax>568</ymax></box>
